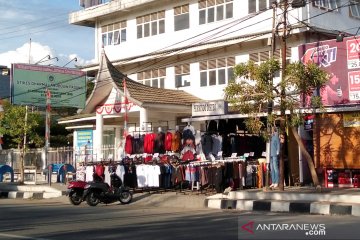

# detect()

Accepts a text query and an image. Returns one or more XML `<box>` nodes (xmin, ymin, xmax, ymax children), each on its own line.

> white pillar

<box><xmin>115</xmin><ymin>127</ymin><xmax>121</xmax><ymax>160</ymax></box>
<box><xmin>140</xmin><ymin>107</ymin><xmax>148</xmax><ymax>131</ymax></box>
<box><xmin>95</xmin><ymin>113</ymin><xmax>103</xmax><ymax>161</ymax></box>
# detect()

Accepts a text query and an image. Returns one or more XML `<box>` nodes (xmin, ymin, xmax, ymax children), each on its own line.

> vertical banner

<box><xmin>121</xmin><ymin>79</ymin><xmax>129</xmax><ymax>158</ymax></box>
<box><xmin>45</xmin><ymin>89</ymin><xmax>51</xmax><ymax>148</ymax></box>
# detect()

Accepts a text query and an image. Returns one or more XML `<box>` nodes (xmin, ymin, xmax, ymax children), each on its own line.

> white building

<box><xmin>63</xmin><ymin>0</ymin><xmax>360</xmax><ymax>165</ymax></box>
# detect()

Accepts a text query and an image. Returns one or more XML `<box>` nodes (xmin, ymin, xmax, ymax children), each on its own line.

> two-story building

<box><xmin>61</xmin><ymin>0</ymin><xmax>360</xmax><ymax>185</ymax></box>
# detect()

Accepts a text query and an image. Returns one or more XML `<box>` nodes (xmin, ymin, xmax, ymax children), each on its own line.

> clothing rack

<box><xmin>142</xmin><ymin>122</ymin><xmax>153</xmax><ymax>131</ymax></box>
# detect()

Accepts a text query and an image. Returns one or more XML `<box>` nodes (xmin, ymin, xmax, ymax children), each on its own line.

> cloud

<box><xmin>0</xmin><ymin>42</ymin><xmax>95</xmax><ymax>68</ymax></box>
<box><xmin>0</xmin><ymin>42</ymin><xmax>53</xmax><ymax>68</ymax></box>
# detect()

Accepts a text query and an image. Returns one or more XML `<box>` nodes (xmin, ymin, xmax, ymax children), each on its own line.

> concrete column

<box><xmin>95</xmin><ymin>113</ymin><xmax>103</xmax><ymax>161</ymax></box>
<box><xmin>115</xmin><ymin>127</ymin><xmax>121</xmax><ymax>160</ymax></box>
<box><xmin>140</xmin><ymin>107</ymin><xmax>148</xmax><ymax>131</ymax></box>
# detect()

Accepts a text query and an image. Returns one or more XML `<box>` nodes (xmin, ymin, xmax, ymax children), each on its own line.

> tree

<box><xmin>224</xmin><ymin>59</ymin><xmax>329</xmax><ymax>191</ymax></box>
<box><xmin>0</xmin><ymin>101</ymin><xmax>42</xmax><ymax>183</ymax></box>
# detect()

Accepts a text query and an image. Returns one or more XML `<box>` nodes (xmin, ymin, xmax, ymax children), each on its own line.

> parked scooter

<box><xmin>83</xmin><ymin>165</ymin><xmax>133</xmax><ymax>206</ymax></box>
<box><xmin>66</xmin><ymin>164</ymin><xmax>109</xmax><ymax>205</ymax></box>
<box><xmin>66</xmin><ymin>180</ymin><xmax>87</xmax><ymax>205</ymax></box>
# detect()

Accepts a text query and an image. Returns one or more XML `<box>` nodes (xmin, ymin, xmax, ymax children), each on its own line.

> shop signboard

<box><xmin>77</xmin><ymin>130</ymin><xmax>93</xmax><ymax>149</ymax></box>
<box><xmin>343</xmin><ymin>112</ymin><xmax>360</xmax><ymax>127</ymax></box>
<box><xmin>11</xmin><ymin>64</ymin><xmax>86</xmax><ymax>108</ymax></box>
<box><xmin>298</xmin><ymin>36</ymin><xmax>360</xmax><ymax>107</ymax></box>
<box><xmin>192</xmin><ymin>100</ymin><xmax>228</xmax><ymax>117</ymax></box>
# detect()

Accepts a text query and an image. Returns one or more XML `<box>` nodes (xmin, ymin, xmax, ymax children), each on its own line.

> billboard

<box><xmin>298</xmin><ymin>36</ymin><xmax>360</xmax><ymax>106</ymax></box>
<box><xmin>11</xmin><ymin>64</ymin><xmax>86</xmax><ymax>108</ymax></box>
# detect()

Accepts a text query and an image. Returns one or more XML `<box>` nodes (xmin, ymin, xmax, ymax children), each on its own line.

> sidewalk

<box><xmin>205</xmin><ymin>186</ymin><xmax>360</xmax><ymax>216</ymax></box>
<box><xmin>0</xmin><ymin>182</ymin><xmax>67</xmax><ymax>199</ymax></box>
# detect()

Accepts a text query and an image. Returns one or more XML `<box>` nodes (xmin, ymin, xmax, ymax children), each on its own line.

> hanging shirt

<box><xmin>165</xmin><ymin>132</ymin><xmax>172</xmax><ymax>151</ymax></box>
<box><xmin>171</xmin><ymin>131</ymin><xmax>182</xmax><ymax>152</ymax></box>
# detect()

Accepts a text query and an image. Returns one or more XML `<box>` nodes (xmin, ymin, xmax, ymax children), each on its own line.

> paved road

<box><xmin>0</xmin><ymin>197</ymin><xmax>359</xmax><ymax>240</ymax></box>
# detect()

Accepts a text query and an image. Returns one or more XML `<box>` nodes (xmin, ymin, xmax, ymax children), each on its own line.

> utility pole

<box><xmin>279</xmin><ymin>0</ymin><xmax>289</xmax><ymax>191</ymax></box>
<box><xmin>265</xmin><ymin>1</ymin><xmax>278</xmax><ymax>191</ymax></box>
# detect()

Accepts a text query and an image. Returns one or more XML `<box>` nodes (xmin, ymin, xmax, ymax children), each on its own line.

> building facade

<box><xmin>67</xmin><ymin>0</ymin><xmax>360</xmax><ymax>185</ymax></box>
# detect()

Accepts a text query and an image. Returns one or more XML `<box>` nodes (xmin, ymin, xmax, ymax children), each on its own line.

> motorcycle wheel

<box><xmin>86</xmin><ymin>191</ymin><xmax>100</xmax><ymax>207</ymax></box>
<box><xmin>69</xmin><ymin>191</ymin><xmax>82</xmax><ymax>205</ymax></box>
<box><xmin>119</xmin><ymin>191</ymin><xmax>132</xmax><ymax>204</ymax></box>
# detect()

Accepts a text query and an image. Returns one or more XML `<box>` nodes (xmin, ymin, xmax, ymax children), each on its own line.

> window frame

<box><xmin>137</xmin><ymin>11</ymin><xmax>165</xmax><ymax>39</ymax></box>
<box><xmin>350</xmin><ymin>0</ymin><xmax>360</xmax><ymax>18</ymax></box>
<box><xmin>101</xmin><ymin>21</ymin><xmax>127</xmax><ymax>46</ymax></box>
<box><xmin>174</xmin><ymin>4</ymin><xmax>190</xmax><ymax>31</ymax></box>
<box><xmin>199</xmin><ymin>57</ymin><xmax>235</xmax><ymax>87</ymax></box>
<box><xmin>198</xmin><ymin>0</ymin><xmax>233</xmax><ymax>25</ymax></box>
<box><xmin>137</xmin><ymin>68</ymin><xmax>166</xmax><ymax>89</ymax></box>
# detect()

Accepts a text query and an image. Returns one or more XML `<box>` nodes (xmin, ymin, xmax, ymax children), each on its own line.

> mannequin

<box><xmin>175</xmin><ymin>125</ymin><xmax>179</xmax><ymax>131</ymax></box>
<box><xmin>158</xmin><ymin>127</ymin><xmax>163</xmax><ymax>133</ymax></box>
<box><xmin>270</xmin><ymin>127</ymin><xmax>280</xmax><ymax>188</ymax></box>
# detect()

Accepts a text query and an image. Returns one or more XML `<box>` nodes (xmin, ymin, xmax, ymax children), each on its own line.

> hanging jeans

<box><xmin>270</xmin><ymin>156</ymin><xmax>279</xmax><ymax>184</ymax></box>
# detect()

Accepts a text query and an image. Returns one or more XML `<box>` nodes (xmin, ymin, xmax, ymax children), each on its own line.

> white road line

<box><xmin>0</xmin><ymin>233</ymin><xmax>50</xmax><ymax>240</ymax></box>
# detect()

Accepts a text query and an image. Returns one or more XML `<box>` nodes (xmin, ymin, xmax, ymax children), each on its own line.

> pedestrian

<box><xmin>270</xmin><ymin>127</ymin><xmax>280</xmax><ymax>188</ymax></box>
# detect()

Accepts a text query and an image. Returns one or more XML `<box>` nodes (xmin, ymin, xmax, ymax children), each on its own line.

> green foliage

<box><xmin>0</xmin><ymin>101</ymin><xmax>42</xmax><ymax>149</ymax></box>
<box><xmin>224</xmin><ymin>58</ymin><xmax>329</xmax><ymax>134</ymax></box>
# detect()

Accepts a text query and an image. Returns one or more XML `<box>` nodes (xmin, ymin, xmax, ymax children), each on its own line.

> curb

<box><xmin>205</xmin><ymin>199</ymin><xmax>360</xmax><ymax>216</ymax></box>
<box><xmin>0</xmin><ymin>191</ymin><xmax>65</xmax><ymax>199</ymax></box>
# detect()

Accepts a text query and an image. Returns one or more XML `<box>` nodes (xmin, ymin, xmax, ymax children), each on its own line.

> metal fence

<box><xmin>0</xmin><ymin>147</ymin><xmax>74</xmax><ymax>172</ymax></box>
<box><xmin>0</xmin><ymin>145</ymin><xmax>116</xmax><ymax>172</ymax></box>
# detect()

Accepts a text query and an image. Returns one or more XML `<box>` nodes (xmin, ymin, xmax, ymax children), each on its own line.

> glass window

<box><xmin>200</xmin><ymin>72</ymin><xmax>207</xmax><ymax>87</ymax></box>
<box><xmin>159</xmin><ymin>20</ymin><xmax>165</xmax><ymax>34</ymax></box>
<box><xmin>208</xmin><ymin>7</ymin><xmax>215</xmax><ymax>23</ymax></box>
<box><xmin>151</xmin><ymin>21</ymin><xmax>157</xmax><ymax>35</ymax></box>
<box><xmin>102</xmin><ymin>33</ymin><xmax>107</xmax><ymax>46</ymax></box>
<box><xmin>114</xmin><ymin>31</ymin><xmax>120</xmax><ymax>45</ymax></box>
<box><xmin>209</xmin><ymin>70</ymin><xmax>216</xmax><ymax>85</ymax></box>
<box><xmin>144</xmin><ymin>23</ymin><xmax>150</xmax><ymax>37</ymax></box>
<box><xmin>199</xmin><ymin>9</ymin><xmax>206</xmax><ymax>24</ymax></box>
<box><xmin>218</xmin><ymin>69</ymin><xmax>226</xmax><ymax>85</ymax></box>
<box><xmin>314</xmin><ymin>0</ymin><xmax>339</xmax><ymax>10</ymax></box>
<box><xmin>108</xmin><ymin>32</ymin><xmax>113</xmax><ymax>45</ymax></box>
<box><xmin>121</xmin><ymin>29</ymin><xmax>126</xmax><ymax>42</ymax></box>
<box><xmin>350</xmin><ymin>0</ymin><xmax>360</xmax><ymax>17</ymax></box>
<box><xmin>216</xmin><ymin>5</ymin><xmax>224</xmax><ymax>21</ymax></box>
<box><xmin>137</xmin><ymin>25</ymin><xmax>142</xmax><ymax>39</ymax></box>
<box><xmin>259</xmin><ymin>0</ymin><xmax>267</xmax><ymax>11</ymax></box>
<box><xmin>226</xmin><ymin>2</ymin><xmax>233</xmax><ymax>18</ymax></box>
<box><xmin>227</xmin><ymin>67</ymin><xmax>234</xmax><ymax>82</ymax></box>
<box><xmin>248</xmin><ymin>0</ymin><xmax>256</xmax><ymax>13</ymax></box>
<box><xmin>175</xmin><ymin>13</ymin><xmax>189</xmax><ymax>31</ymax></box>
<box><xmin>160</xmin><ymin>78</ymin><xmax>165</xmax><ymax>88</ymax></box>
<box><xmin>152</xmin><ymin>79</ymin><xmax>158</xmax><ymax>88</ymax></box>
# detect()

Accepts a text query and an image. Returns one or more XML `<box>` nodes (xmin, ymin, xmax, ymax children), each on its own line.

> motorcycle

<box><xmin>66</xmin><ymin>167</ymin><xmax>109</xmax><ymax>205</ymax></box>
<box><xmin>83</xmin><ymin>166</ymin><xmax>133</xmax><ymax>207</ymax></box>
<box><xmin>66</xmin><ymin>180</ymin><xmax>87</xmax><ymax>205</ymax></box>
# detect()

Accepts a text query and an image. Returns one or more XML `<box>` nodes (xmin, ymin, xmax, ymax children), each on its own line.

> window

<box><xmin>313</xmin><ymin>0</ymin><xmax>339</xmax><ymax>10</ymax></box>
<box><xmin>199</xmin><ymin>57</ymin><xmax>235</xmax><ymax>87</ymax></box>
<box><xmin>199</xmin><ymin>0</ymin><xmax>233</xmax><ymax>25</ymax></box>
<box><xmin>137</xmin><ymin>11</ymin><xmax>165</xmax><ymax>39</ymax></box>
<box><xmin>101</xmin><ymin>21</ymin><xmax>127</xmax><ymax>47</ymax></box>
<box><xmin>248</xmin><ymin>0</ymin><xmax>269</xmax><ymax>13</ymax></box>
<box><xmin>175</xmin><ymin>64</ymin><xmax>191</xmax><ymax>87</ymax></box>
<box><xmin>249</xmin><ymin>48</ymin><xmax>291</xmax><ymax>77</ymax></box>
<box><xmin>174</xmin><ymin>4</ymin><xmax>190</xmax><ymax>31</ymax></box>
<box><xmin>137</xmin><ymin>68</ymin><xmax>166</xmax><ymax>88</ymax></box>
<box><xmin>350</xmin><ymin>0</ymin><xmax>360</xmax><ymax>18</ymax></box>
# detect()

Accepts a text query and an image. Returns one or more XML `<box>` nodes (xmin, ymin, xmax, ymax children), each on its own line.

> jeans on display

<box><xmin>270</xmin><ymin>156</ymin><xmax>279</xmax><ymax>184</ymax></box>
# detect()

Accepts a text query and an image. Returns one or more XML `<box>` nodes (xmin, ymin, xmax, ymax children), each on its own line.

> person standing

<box><xmin>270</xmin><ymin>127</ymin><xmax>280</xmax><ymax>188</ymax></box>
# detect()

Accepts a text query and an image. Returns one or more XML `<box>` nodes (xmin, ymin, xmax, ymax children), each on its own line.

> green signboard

<box><xmin>11</xmin><ymin>64</ymin><xmax>86</xmax><ymax>108</ymax></box>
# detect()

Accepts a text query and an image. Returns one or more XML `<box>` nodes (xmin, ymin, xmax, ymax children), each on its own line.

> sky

<box><xmin>0</xmin><ymin>0</ymin><xmax>95</xmax><ymax>69</ymax></box>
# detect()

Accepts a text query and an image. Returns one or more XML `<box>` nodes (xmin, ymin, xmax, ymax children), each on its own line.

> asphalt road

<box><xmin>0</xmin><ymin>196</ymin><xmax>359</xmax><ymax>240</ymax></box>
